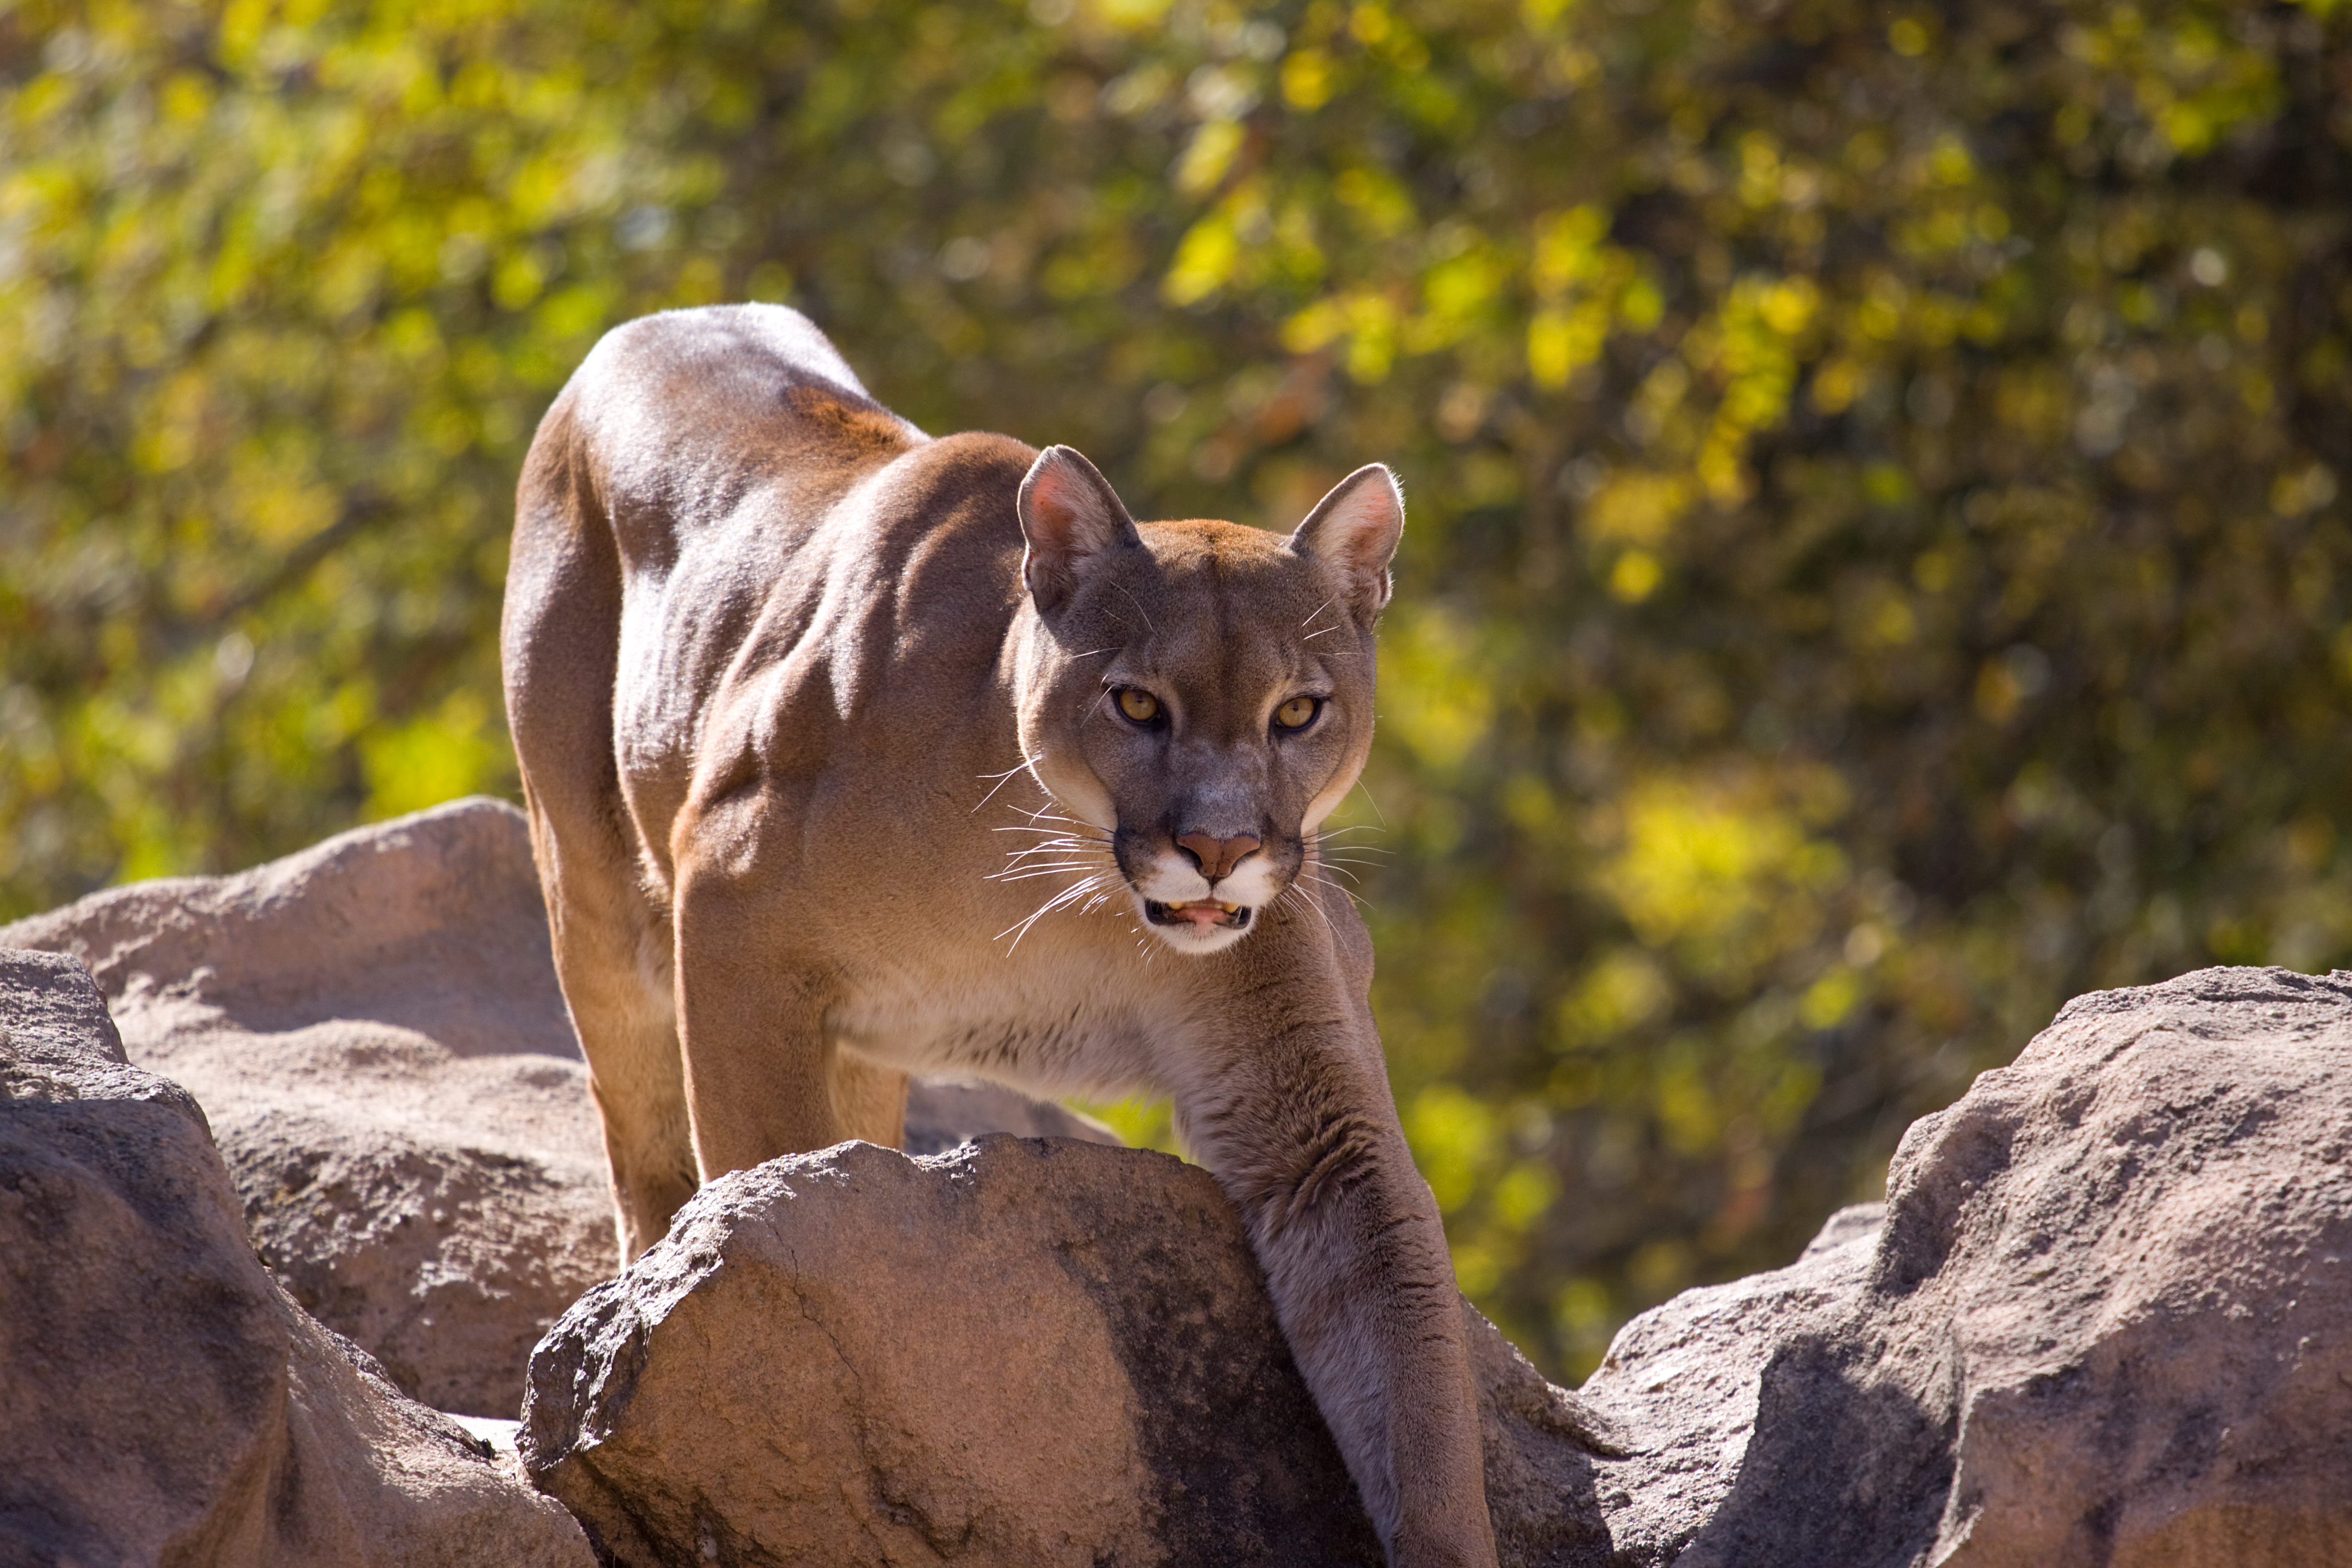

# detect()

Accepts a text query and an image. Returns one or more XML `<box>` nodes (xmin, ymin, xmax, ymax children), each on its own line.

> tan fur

<box><xmin>502</xmin><ymin>305</ymin><xmax>1497</xmax><ymax>1567</ymax></box>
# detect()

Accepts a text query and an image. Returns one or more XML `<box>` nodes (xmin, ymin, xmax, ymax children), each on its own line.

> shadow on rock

<box><xmin>1671</xmin><ymin>1331</ymin><xmax>1956</xmax><ymax>1568</ymax></box>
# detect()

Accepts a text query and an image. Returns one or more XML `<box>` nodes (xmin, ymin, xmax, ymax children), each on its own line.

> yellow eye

<box><xmin>1117</xmin><ymin>688</ymin><xmax>1161</xmax><ymax>723</ymax></box>
<box><xmin>1275</xmin><ymin>695</ymin><xmax>1320</xmax><ymax>729</ymax></box>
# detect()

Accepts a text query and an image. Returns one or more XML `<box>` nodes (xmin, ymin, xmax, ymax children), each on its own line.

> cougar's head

<box><xmin>1010</xmin><ymin>445</ymin><xmax>1402</xmax><ymax>955</ymax></box>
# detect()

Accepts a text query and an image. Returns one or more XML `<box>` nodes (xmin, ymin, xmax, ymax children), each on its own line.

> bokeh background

<box><xmin>5</xmin><ymin>0</ymin><xmax>2350</xmax><ymax>1379</ymax></box>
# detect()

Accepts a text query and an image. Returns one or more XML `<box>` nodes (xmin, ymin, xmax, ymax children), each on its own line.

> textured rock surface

<box><xmin>1567</xmin><ymin>1202</ymin><xmax>1887</xmax><ymax>1565</ymax></box>
<box><xmin>18</xmin><ymin>795</ymin><xmax>2344</xmax><ymax>1564</ymax></box>
<box><xmin>0</xmin><ymin>949</ymin><xmax>593</xmax><ymax>1568</ymax></box>
<box><xmin>1583</xmin><ymin>965</ymin><xmax>2352</xmax><ymax>1568</ymax></box>
<box><xmin>522</xmin><ymin>1134</ymin><xmax>1627</xmax><ymax>1568</ymax></box>
<box><xmin>523</xmin><ymin>1137</ymin><xmax>1386</xmax><ymax>1567</ymax></box>
<box><xmin>523</xmin><ymin>967</ymin><xmax>2352</xmax><ymax>1568</ymax></box>
<box><xmin>0</xmin><ymin>797</ymin><xmax>1115</xmax><ymax>1418</ymax></box>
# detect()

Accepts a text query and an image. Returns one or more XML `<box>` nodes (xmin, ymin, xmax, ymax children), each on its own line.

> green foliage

<box><xmin>6</xmin><ymin>0</ymin><xmax>2350</xmax><ymax>1378</ymax></box>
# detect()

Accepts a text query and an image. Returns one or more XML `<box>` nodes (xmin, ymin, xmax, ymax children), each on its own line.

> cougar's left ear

<box><xmin>1289</xmin><ymin>463</ymin><xmax>1404</xmax><ymax>623</ymax></box>
<box><xmin>1018</xmin><ymin>445</ymin><xmax>1141</xmax><ymax>616</ymax></box>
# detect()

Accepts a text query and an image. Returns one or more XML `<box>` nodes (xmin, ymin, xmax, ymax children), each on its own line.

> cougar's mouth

<box><xmin>1144</xmin><ymin>899</ymin><xmax>1253</xmax><ymax>931</ymax></box>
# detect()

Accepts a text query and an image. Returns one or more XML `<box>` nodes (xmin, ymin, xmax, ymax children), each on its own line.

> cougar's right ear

<box><xmin>1289</xmin><ymin>463</ymin><xmax>1404</xmax><ymax>624</ymax></box>
<box><xmin>1017</xmin><ymin>446</ymin><xmax>1140</xmax><ymax>615</ymax></box>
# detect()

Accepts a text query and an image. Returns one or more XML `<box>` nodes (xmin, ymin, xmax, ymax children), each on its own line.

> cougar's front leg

<box><xmin>1177</xmin><ymin>996</ymin><xmax>1498</xmax><ymax>1568</ymax></box>
<box><xmin>673</xmin><ymin>846</ymin><xmax>846</xmax><ymax>1175</ymax></box>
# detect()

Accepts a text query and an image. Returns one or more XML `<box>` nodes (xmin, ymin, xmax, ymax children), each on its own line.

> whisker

<box><xmin>970</xmin><ymin>755</ymin><xmax>1043</xmax><ymax>813</ymax></box>
<box><xmin>1298</xmin><ymin>871</ymin><xmax>1369</xmax><ymax>912</ymax></box>
<box><xmin>998</xmin><ymin>871</ymin><xmax>1117</xmax><ymax>952</ymax></box>
<box><xmin>1115</xmin><ymin>584</ymin><xmax>1157</xmax><ymax>635</ymax></box>
<box><xmin>1300</xmin><ymin>593</ymin><xmax>1338</xmax><ymax>630</ymax></box>
<box><xmin>1009</xmin><ymin>803</ymin><xmax>1093</xmax><ymax>829</ymax></box>
<box><xmin>1000</xmin><ymin>864</ymin><xmax>1110</xmax><ymax>881</ymax></box>
<box><xmin>1001</xmin><ymin>834</ymin><xmax>1110</xmax><ymax>850</ymax></box>
<box><xmin>993</xmin><ymin>825</ymin><xmax>1113</xmax><ymax>843</ymax></box>
<box><xmin>999</xmin><ymin>838</ymin><xmax>1116</xmax><ymax>859</ymax></box>
<box><xmin>1280</xmin><ymin>882</ymin><xmax>1343</xmax><ymax>940</ymax></box>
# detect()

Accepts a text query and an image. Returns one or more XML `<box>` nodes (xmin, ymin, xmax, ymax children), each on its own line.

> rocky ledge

<box><xmin>0</xmin><ymin>948</ymin><xmax>592</xmax><ymax>1566</ymax></box>
<box><xmin>0</xmin><ymin>798</ymin><xmax>1115</xmax><ymax>1418</ymax></box>
<box><xmin>516</xmin><ymin>966</ymin><xmax>2352</xmax><ymax>1567</ymax></box>
<box><xmin>5</xmin><ymin>801</ymin><xmax>2349</xmax><ymax>1565</ymax></box>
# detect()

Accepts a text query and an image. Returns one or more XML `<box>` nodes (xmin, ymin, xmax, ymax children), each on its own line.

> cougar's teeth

<box><xmin>1219</xmin><ymin>902</ymin><xmax>1240</xmax><ymax>913</ymax></box>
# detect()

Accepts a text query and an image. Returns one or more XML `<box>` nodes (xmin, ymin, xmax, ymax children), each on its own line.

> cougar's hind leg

<box><xmin>548</xmin><ymin>827</ymin><xmax>698</xmax><ymax>1262</ymax></box>
<box><xmin>505</xmin><ymin>407</ymin><xmax>698</xmax><ymax>1265</ymax></box>
<box><xmin>518</xmin><ymin>786</ymin><xmax>699</xmax><ymax>1263</ymax></box>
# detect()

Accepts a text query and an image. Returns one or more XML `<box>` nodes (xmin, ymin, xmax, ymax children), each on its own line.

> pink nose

<box><xmin>1177</xmin><ymin>832</ymin><xmax>1261</xmax><ymax>882</ymax></box>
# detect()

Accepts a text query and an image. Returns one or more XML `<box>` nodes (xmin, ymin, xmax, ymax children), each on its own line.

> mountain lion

<box><xmin>502</xmin><ymin>304</ymin><xmax>1496</xmax><ymax>1567</ymax></box>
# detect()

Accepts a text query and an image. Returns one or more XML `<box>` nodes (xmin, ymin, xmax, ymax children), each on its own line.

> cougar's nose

<box><xmin>1176</xmin><ymin>832</ymin><xmax>1261</xmax><ymax>883</ymax></box>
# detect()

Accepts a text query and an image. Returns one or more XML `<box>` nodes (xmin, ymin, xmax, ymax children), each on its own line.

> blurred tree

<box><xmin>3</xmin><ymin>0</ymin><xmax>2348</xmax><ymax>1378</ymax></box>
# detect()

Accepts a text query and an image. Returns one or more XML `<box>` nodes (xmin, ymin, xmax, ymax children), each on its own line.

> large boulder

<box><xmin>521</xmin><ymin>967</ymin><xmax>2352</xmax><ymax>1567</ymax></box>
<box><xmin>0</xmin><ymin>797</ymin><xmax>1116</xmax><ymax>1418</ymax></box>
<box><xmin>1583</xmin><ymin>964</ymin><xmax>2352</xmax><ymax>1568</ymax></box>
<box><xmin>0</xmin><ymin>948</ymin><xmax>593</xmax><ymax>1567</ymax></box>
<box><xmin>521</xmin><ymin>1135</ymin><xmax>1626</xmax><ymax>1568</ymax></box>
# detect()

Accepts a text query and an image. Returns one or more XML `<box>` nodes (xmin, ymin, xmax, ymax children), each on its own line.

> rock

<box><xmin>1583</xmin><ymin>964</ymin><xmax>2352</xmax><ymax>1568</ymax></box>
<box><xmin>522</xmin><ymin>967</ymin><xmax>2352</xmax><ymax>1567</ymax></box>
<box><xmin>904</xmin><ymin>1075</ymin><xmax>1122</xmax><ymax>1156</ymax></box>
<box><xmin>1</xmin><ymin>799</ymin><xmax>609</xmax><ymax>1419</ymax></box>
<box><xmin>0</xmin><ymin>796</ymin><xmax>1117</xmax><ymax>1418</ymax></box>
<box><xmin>520</xmin><ymin>1138</ymin><xmax>1380</xmax><ymax>1567</ymax></box>
<box><xmin>22</xmin><ymin>799</ymin><xmax>2338</xmax><ymax>1563</ymax></box>
<box><xmin>521</xmin><ymin>1135</ymin><xmax>1627</xmax><ymax>1568</ymax></box>
<box><xmin>0</xmin><ymin>948</ymin><xmax>593</xmax><ymax>1568</ymax></box>
<box><xmin>1570</xmin><ymin>1204</ymin><xmax>1887</xmax><ymax>1566</ymax></box>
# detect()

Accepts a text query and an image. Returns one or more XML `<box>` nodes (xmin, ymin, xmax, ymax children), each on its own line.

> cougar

<box><xmin>502</xmin><ymin>304</ymin><xmax>1496</xmax><ymax>1567</ymax></box>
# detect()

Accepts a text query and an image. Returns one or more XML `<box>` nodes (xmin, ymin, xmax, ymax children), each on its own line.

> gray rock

<box><xmin>1583</xmin><ymin>965</ymin><xmax>2352</xmax><ymax>1568</ymax></box>
<box><xmin>0</xmin><ymin>796</ymin><xmax>1117</xmax><ymax>1418</ymax></box>
<box><xmin>522</xmin><ymin>967</ymin><xmax>2352</xmax><ymax>1567</ymax></box>
<box><xmin>0</xmin><ymin>949</ymin><xmax>593</xmax><ymax>1568</ymax></box>
<box><xmin>2</xmin><ymin>801</ymin><xmax>614</xmax><ymax>1418</ymax></box>
<box><xmin>21</xmin><ymin>796</ymin><xmax>2343</xmax><ymax>1565</ymax></box>
<box><xmin>904</xmin><ymin>1075</ymin><xmax>1123</xmax><ymax>1156</ymax></box>
<box><xmin>520</xmin><ymin>1135</ymin><xmax>1623</xmax><ymax>1568</ymax></box>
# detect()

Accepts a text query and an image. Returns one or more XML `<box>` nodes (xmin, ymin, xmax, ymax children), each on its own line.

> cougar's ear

<box><xmin>1017</xmin><ymin>445</ymin><xmax>1141</xmax><ymax>615</ymax></box>
<box><xmin>1289</xmin><ymin>463</ymin><xmax>1404</xmax><ymax>623</ymax></box>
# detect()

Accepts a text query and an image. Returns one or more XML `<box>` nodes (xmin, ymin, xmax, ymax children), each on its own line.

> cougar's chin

<box><xmin>1125</xmin><ymin>846</ymin><xmax>1285</xmax><ymax>955</ymax></box>
<box><xmin>1136</xmin><ymin>894</ymin><xmax>1259</xmax><ymax>954</ymax></box>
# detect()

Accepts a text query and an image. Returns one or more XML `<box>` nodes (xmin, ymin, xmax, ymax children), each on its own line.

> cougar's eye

<box><xmin>1274</xmin><ymin>695</ymin><xmax>1321</xmax><ymax>730</ymax></box>
<box><xmin>1116</xmin><ymin>688</ymin><xmax>1161</xmax><ymax>724</ymax></box>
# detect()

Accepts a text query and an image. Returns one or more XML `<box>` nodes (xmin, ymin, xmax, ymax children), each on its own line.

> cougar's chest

<box><xmin>828</xmin><ymin>941</ymin><xmax>1167</xmax><ymax>1096</ymax></box>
